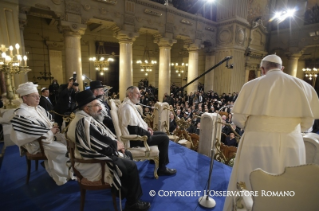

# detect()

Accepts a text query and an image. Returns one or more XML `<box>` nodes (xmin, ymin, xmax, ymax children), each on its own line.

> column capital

<box><xmin>58</xmin><ymin>21</ymin><xmax>87</xmax><ymax>36</ymax></box>
<box><xmin>154</xmin><ymin>36</ymin><xmax>177</xmax><ymax>48</ymax></box>
<box><xmin>19</xmin><ymin>12</ymin><xmax>27</xmax><ymax>30</ymax></box>
<box><xmin>114</xmin><ymin>30</ymin><xmax>139</xmax><ymax>43</ymax></box>
<box><xmin>184</xmin><ymin>39</ymin><xmax>204</xmax><ymax>51</ymax></box>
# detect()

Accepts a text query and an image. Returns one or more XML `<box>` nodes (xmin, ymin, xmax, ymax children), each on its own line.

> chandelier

<box><xmin>0</xmin><ymin>43</ymin><xmax>31</xmax><ymax>108</ymax></box>
<box><xmin>172</xmin><ymin>62</ymin><xmax>188</xmax><ymax>77</ymax></box>
<box><xmin>89</xmin><ymin>41</ymin><xmax>114</xmax><ymax>76</ymax></box>
<box><xmin>303</xmin><ymin>47</ymin><xmax>318</xmax><ymax>85</ymax></box>
<box><xmin>136</xmin><ymin>32</ymin><xmax>157</xmax><ymax>76</ymax></box>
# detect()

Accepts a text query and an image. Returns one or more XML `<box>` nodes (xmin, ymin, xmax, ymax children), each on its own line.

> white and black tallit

<box><xmin>68</xmin><ymin>110</ymin><xmax>122</xmax><ymax>190</ymax></box>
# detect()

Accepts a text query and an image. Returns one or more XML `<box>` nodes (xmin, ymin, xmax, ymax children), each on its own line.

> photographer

<box><xmin>54</xmin><ymin>76</ymin><xmax>79</xmax><ymax>128</ymax></box>
<box><xmin>49</xmin><ymin>79</ymin><xmax>59</xmax><ymax>106</ymax></box>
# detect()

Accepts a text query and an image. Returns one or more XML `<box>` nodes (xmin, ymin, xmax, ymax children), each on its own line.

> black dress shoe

<box><xmin>157</xmin><ymin>167</ymin><xmax>177</xmax><ymax>176</ymax></box>
<box><xmin>124</xmin><ymin>200</ymin><xmax>151</xmax><ymax>211</ymax></box>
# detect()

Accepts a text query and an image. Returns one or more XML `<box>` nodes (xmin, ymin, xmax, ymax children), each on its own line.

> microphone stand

<box><xmin>198</xmin><ymin>118</ymin><xmax>220</xmax><ymax>208</ymax></box>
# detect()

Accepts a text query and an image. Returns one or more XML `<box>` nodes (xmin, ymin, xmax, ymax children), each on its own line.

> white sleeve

<box><xmin>232</xmin><ymin>113</ymin><xmax>249</xmax><ymax>129</ymax></box>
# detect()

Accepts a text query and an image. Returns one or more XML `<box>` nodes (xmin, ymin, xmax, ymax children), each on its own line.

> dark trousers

<box><xmin>112</xmin><ymin>151</ymin><xmax>142</xmax><ymax>204</ymax></box>
<box><xmin>148</xmin><ymin>131</ymin><xmax>170</xmax><ymax>168</ymax></box>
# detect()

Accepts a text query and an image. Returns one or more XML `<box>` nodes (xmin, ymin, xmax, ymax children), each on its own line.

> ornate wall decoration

<box><xmin>125</xmin><ymin>14</ymin><xmax>135</xmax><ymax>25</ymax></box>
<box><xmin>217</xmin><ymin>25</ymin><xmax>233</xmax><ymax>45</ymax></box>
<box><xmin>95</xmin><ymin>0</ymin><xmax>117</xmax><ymax>5</ymax></box>
<box><xmin>235</xmin><ymin>26</ymin><xmax>245</xmax><ymax>46</ymax></box>
<box><xmin>205</xmin><ymin>27</ymin><xmax>215</xmax><ymax>32</ymax></box>
<box><xmin>144</xmin><ymin>8</ymin><xmax>162</xmax><ymax>17</ymax></box>
<box><xmin>65</xmin><ymin>0</ymin><xmax>81</xmax><ymax>15</ymax></box>
<box><xmin>100</xmin><ymin>8</ymin><xmax>108</xmax><ymax>14</ymax></box>
<box><xmin>46</xmin><ymin>41</ymin><xmax>64</xmax><ymax>49</ymax></box>
<box><xmin>181</xmin><ymin>19</ymin><xmax>192</xmax><ymax>25</ymax></box>
<box><xmin>82</xmin><ymin>4</ymin><xmax>91</xmax><ymax>11</ymax></box>
<box><xmin>35</xmin><ymin>4</ymin><xmax>51</xmax><ymax>10</ymax></box>
<box><xmin>247</xmin><ymin>0</ymin><xmax>270</xmax><ymax>25</ymax></box>
<box><xmin>51</xmin><ymin>0</ymin><xmax>61</xmax><ymax>5</ymax></box>
<box><xmin>125</xmin><ymin>1</ymin><xmax>135</xmax><ymax>13</ymax></box>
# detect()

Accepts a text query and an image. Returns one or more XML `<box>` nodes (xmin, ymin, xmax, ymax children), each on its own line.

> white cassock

<box><xmin>10</xmin><ymin>103</ymin><xmax>72</xmax><ymax>186</ymax></box>
<box><xmin>223</xmin><ymin>69</ymin><xmax>319</xmax><ymax>211</ymax></box>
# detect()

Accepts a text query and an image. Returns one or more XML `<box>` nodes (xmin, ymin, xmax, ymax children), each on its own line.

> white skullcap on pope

<box><xmin>16</xmin><ymin>82</ymin><xmax>38</xmax><ymax>96</ymax></box>
<box><xmin>261</xmin><ymin>54</ymin><xmax>282</xmax><ymax>65</ymax></box>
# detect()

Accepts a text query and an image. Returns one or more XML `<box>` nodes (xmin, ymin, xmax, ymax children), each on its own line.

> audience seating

<box><xmin>22</xmin><ymin>138</ymin><xmax>48</xmax><ymax>184</ymax></box>
<box><xmin>65</xmin><ymin>138</ymin><xmax>118</xmax><ymax>211</ymax></box>
<box><xmin>108</xmin><ymin>99</ymin><xmax>160</xmax><ymax>179</ymax></box>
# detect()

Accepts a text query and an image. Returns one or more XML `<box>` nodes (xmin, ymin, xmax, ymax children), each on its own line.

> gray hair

<box><xmin>126</xmin><ymin>86</ymin><xmax>138</xmax><ymax>97</ymax></box>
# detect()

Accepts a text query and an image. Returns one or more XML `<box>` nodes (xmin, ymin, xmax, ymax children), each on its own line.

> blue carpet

<box><xmin>0</xmin><ymin>141</ymin><xmax>232</xmax><ymax>211</ymax></box>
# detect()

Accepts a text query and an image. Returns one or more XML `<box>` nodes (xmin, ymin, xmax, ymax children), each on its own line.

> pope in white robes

<box><xmin>223</xmin><ymin>55</ymin><xmax>319</xmax><ymax>210</ymax></box>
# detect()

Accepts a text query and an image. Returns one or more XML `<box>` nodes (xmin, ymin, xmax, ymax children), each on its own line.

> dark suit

<box><xmin>101</xmin><ymin>99</ymin><xmax>116</xmax><ymax>135</ymax></box>
<box><xmin>39</xmin><ymin>96</ymin><xmax>53</xmax><ymax>112</ymax></box>
<box><xmin>127</xmin><ymin>126</ymin><xmax>170</xmax><ymax>168</ymax></box>
<box><xmin>225</xmin><ymin>137</ymin><xmax>237</xmax><ymax>147</ymax></box>
<box><xmin>169</xmin><ymin>119</ymin><xmax>177</xmax><ymax>133</ymax></box>
<box><xmin>54</xmin><ymin>85</ymin><xmax>77</xmax><ymax>127</ymax></box>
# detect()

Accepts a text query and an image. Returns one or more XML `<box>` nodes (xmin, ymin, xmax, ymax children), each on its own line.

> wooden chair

<box><xmin>22</xmin><ymin>138</ymin><xmax>47</xmax><ymax>184</ymax></box>
<box><xmin>66</xmin><ymin>138</ymin><xmax>118</xmax><ymax>211</ymax></box>
<box><xmin>220</xmin><ymin>143</ymin><xmax>237</xmax><ymax>166</ymax></box>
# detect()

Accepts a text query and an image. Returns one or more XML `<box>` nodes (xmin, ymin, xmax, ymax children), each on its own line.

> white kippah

<box><xmin>16</xmin><ymin>82</ymin><xmax>38</xmax><ymax>96</ymax></box>
<box><xmin>262</xmin><ymin>54</ymin><xmax>282</xmax><ymax>65</ymax></box>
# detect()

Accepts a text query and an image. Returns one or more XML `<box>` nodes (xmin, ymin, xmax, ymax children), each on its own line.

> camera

<box><xmin>72</xmin><ymin>72</ymin><xmax>77</xmax><ymax>83</ymax></box>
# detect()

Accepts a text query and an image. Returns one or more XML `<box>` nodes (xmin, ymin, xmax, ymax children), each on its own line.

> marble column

<box><xmin>115</xmin><ymin>31</ymin><xmax>138</xmax><ymax>100</ymax></box>
<box><xmin>287</xmin><ymin>55</ymin><xmax>300</xmax><ymax>77</ymax></box>
<box><xmin>187</xmin><ymin>50</ymin><xmax>199</xmax><ymax>94</ymax></box>
<box><xmin>185</xmin><ymin>41</ymin><xmax>202</xmax><ymax>94</ymax></box>
<box><xmin>60</xmin><ymin>21</ymin><xmax>86</xmax><ymax>91</ymax></box>
<box><xmin>155</xmin><ymin>37</ymin><xmax>176</xmax><ymax>101</ymax></box>
<box><xmin>204</xmin><ymin>52</ymin><xmax>216</xmax><ymax>92</ymax></box>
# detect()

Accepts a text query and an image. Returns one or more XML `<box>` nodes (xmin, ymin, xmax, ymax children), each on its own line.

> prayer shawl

<box><xmin>10</xmin><ymin>103</ymin><xmax>54</xmax><ymax>154</ymax></box>
<box><xmin>118</xmin><ymin>97</ymin><xmax>148</xmax><ymax>137</ymax></box>
<box><xmin>10</xmin><ymin>103</ymin><xmax>71</xmax><ymax>186</ymax></box>
<box><xmin>67</xmin><ymin>110</ymin><xmax>122</xmax><ymax>190</ymax></box>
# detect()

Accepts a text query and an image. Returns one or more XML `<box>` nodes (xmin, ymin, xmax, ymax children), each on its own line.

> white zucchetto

<box><xmin>16</xmin><ymin>82</ymin><xmax>38</xmax><ymax>96</ymax></box>
<box><xmin>262</xmin><ymin>54</ymin><xmax>282</xmax><ymax>65</ymax></box>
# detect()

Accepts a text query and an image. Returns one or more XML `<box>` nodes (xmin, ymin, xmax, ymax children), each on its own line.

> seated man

<box><xmin>10</xmin><ymin>82</ymin><xmax>72</xmax><ymax>186</ymax></box>
<box><xmin>225</xmin><ymin>132</ymin><xmax>237</xmax><ymax>147</ymax></box>
<box><xmin>67</xmin><ymin>90</ymin><xmax>150</xmax><ymax>211</ymax></box>
<box><xmin>90</xmin><ymin>80</ymin><xmax>115</xmax><ymax>134</ymax></box>
<box><xmin>118</xmin><ymin>86</ymin><xmax>176</xmax><ymax>176</ymax></box>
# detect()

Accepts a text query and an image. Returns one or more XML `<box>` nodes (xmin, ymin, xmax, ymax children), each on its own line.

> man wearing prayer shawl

<box><xmin>118</xmin><ymin>86</ymin><xmax>176</xmax><ymax>176</ymax></box>
<box><xmin>67</xmin><ymin>89</ymin><xmax>150</xmax><ymax>211</ymax></box>
<box><xmin>10</xmin><ymin>82</ymin><xmax>72</xmax><ymax>186</ymax></box>
<box><xmin>223</xmin><ymin>55</ymin><xmax>319</xmax><ymax>211</ymax></box>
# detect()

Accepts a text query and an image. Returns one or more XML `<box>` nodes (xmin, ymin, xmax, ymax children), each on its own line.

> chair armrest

<box><xmin>237</xmin><ymin>182</ymin><xmax>253</xmax><ymax>211</ymax></box>
<box><xmin>120</xmin><ymin>135</ymin><xmax>150</xmax><ymax>152</ymax></box>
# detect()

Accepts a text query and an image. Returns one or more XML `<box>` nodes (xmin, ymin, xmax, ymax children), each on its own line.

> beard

<box><xmin>88</xmin><ymin>108</ymin><xmax>104</xmax><ymax>122</ymax></box>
